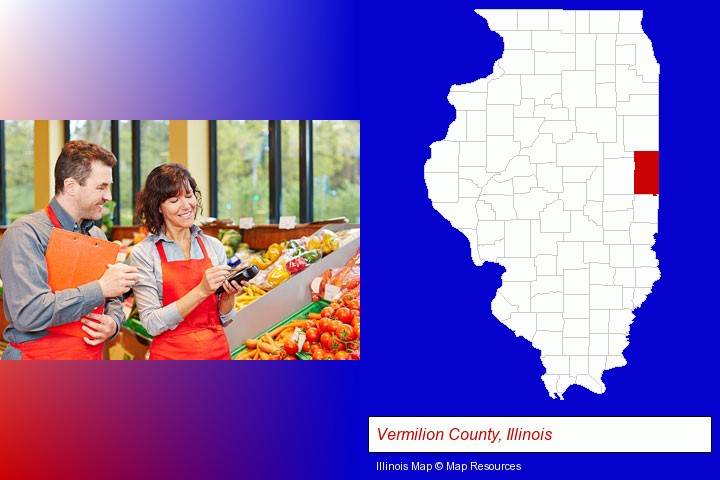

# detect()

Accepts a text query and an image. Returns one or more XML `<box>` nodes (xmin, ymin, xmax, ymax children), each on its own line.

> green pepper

<box><xmin>301</xmin><ymin>249</ymin><xmax>321</xmax><ymax>264</ymax></box>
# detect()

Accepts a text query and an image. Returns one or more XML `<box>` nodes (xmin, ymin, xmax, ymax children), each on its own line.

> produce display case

<box><xmin>224</xmin><ymin>223</ymin><xmax>359</xmax><ymax>352</ymax></box>
<box><xmin>231</xmin><ymin>299</ymin><xmax>329</xmax><ymax>359</ymax></box>
<box><xmin>109</xmin><ymin>218</ymin><xmax>348</xmax><ymax>250</ymax></box>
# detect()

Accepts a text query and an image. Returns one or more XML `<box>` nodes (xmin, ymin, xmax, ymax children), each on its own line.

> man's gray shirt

<box><xmin>0</xmin><ymin>198</ymin><xmax>124</xmax><ymax>359</ymax></box>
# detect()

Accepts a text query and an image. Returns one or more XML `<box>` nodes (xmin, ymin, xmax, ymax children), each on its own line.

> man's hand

<box><xmin>99</xmin><ymin>263</ymin><xmax>139</xmax><ymax>297</ymax></box>
<box><xmin>81</xmin><ymin>312</ymin><xmax>118</xmax><ymax>345</ymax></box>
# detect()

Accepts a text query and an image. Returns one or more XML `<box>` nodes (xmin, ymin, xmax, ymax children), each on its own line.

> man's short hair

<box><xmin>54</xmin><ymin>140</ymin><xmax>117</xmax><ymax>194</ymax></box>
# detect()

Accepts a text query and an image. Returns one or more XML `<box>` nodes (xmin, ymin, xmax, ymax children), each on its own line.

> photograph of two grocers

<box><xmin>0</xmin><ymin>120</ymin><xmax>360</xmax><ymax>360</ymax></box>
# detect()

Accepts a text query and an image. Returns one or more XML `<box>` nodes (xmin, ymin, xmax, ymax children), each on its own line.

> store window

<box><xmin>216</xmin><ymin>120</ymin><xmax>270</xmax><ymax>224</ymax></box>
<box><xmin>0</xmin><ymin>120</ymin><xmax>35</xmax><ymax>225</ymax></box>
<box><xmin>65</xmin><ymin>120</ymin><xmax>168</xmax><ymax>225</ymax></box>
<box><xmin>68</xmin><ymin>120</ymin><xmax>111</xmax><ymax>147</ymax></box>
<box><xmin>212</xmin><ymin>120</ymin><xmax>360</xmax><ymax>225</ymax></box>
<box><xmin>313</xmin><ymin>120</ymin><xmax>360</xmax><ymax>223</ymax></box>
<box><xmin>118</xmin><ymin>120</ymin><xmax>134</xmax><ymax>225</ymax></box>
<box><xmin>281</xmin><ymin>120</ymin><xmax>300</xmax><ymax>219</ymax></box>
<box><xmin>140</xmin><ymin>120</ymin><xmax>169</xmax><ymax>184</ymax></box>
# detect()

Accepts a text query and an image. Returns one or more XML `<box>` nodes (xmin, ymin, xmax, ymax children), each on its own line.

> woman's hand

<box><xmin>216</xmin><ymin>263</ymin><xmax>250</xmax><ymax>299</ymax></box>
<box><xmin>218</xmin><ymin>277</ymin><xmax>249</xmax><ymax>300</ymax></box>
<box><xmin>199</xmin><ymin>265</ymin><xmax>231</xmax><ymax>296</ymax></box>
<box><xmin>217</xmin><ymin>266</ymin><xmax>250</xmax><ymax>315</ymax></box>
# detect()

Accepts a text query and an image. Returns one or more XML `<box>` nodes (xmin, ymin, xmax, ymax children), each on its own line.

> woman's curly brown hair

<box><xmin>136</xmin><ymin>163</ymin><xmax>203</xmax><ymax>234</ymax></box>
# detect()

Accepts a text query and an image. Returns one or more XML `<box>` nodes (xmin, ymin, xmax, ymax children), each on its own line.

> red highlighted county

<box><xmin>634</xmin><ymin>151</ymin><xmax>659</xmax><ymax>195</ymax></box>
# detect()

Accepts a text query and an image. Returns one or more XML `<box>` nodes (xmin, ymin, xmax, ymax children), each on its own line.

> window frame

<box><xmin>2</xmin><ymin>120</ymin><xmax>358</xmax><ymax>226</ymax></box>
<box><xmin>0</xmin><ymin>120</ymin><xmax>35</xmax><ymax>226</ymax></box>
<box><xmin>210</xmin><ymin>119</ymin><xmax>319</xmax><ymax>225</ymax></box>
<box><xmin>64</xmin><ymin>120</ymin><xmax>149</xmax><ymax>226</ymax></box>
<box><xmin>268</xmin><ymin>120</ymin><xmax>282</xmax><ymax>224</ymax></box>
<box><xmin>299</xmin><ymin>120</ymin><xmax>313</xmax><ymax>223</ymax></box>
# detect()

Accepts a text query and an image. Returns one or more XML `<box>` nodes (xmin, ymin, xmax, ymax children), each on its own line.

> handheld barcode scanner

<box><xmin>215</xmin><ymin>264</ymin><xmax>260</xmax><ymax>295</ymax></box>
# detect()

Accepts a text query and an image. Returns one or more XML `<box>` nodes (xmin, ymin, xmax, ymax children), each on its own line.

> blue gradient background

<box><xmin>0</xmin><ymin>0</ymin><xmax>717</xmax><ymax>479</ymax></box>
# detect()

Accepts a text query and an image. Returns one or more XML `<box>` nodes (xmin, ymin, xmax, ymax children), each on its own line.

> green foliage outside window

<box><xmin>3</xmin><ymin>120</ymin><xmax>34</xmax><ymax>224</ymax></box>
<box><xmin>2</xmin><ymin>120</ymin><xmax>360</xmax><ymax>226</ymax></box>
<box><xmin>313</xmin><ymin>120</ymin><xmax>360</xmax><ymax>223</ymax></box>
<box><xmin>216</xmin><ymin>121</ymin><xmax>270</xmax><ymax>224</ymax></box>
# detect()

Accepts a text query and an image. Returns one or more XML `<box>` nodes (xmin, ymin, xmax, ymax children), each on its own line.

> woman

<box><xmin>130</xmin><ymin>163</ymin><xmax>242</xmax><ymax>360</ymax></box>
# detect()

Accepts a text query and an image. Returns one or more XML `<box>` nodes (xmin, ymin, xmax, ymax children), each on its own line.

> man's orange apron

<box><xmin>10</xmin><ymin>205</ymin><xmax>108</xmax><ymax>360</ymax></box>
<box><xmin>149</xmin><ymin>237</ymin><xmax>231</xmax><ymax>360</ymax></box>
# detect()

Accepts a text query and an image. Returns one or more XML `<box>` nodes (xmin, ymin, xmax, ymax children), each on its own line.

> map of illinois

<box><xmin>424</xmin><ymin>9</ymin><xmax>660</xmax><ymax>399</ymax></box>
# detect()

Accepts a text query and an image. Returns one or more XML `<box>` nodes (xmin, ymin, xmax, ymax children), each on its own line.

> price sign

<box><xmin>239</xmin><ymin>217</ymin><xmax>254</xmax><ymax>229</ymax></box>
<box><xmin>324</xmin><ymin>284</ymin><xmax>341</xmax><ymax>301</ymax></box>
<box><xmin>279</xmin><ymin>215</ymin><xmax>296</xmax><ymax>230</ymax></box>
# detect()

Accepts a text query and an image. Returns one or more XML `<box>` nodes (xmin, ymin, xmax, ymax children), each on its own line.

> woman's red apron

<box><xmin>149</xmin><ymin>236</ymin><xmax>231</xmax><ymax>360</ymax></box>
<box><xmin>10</xmin><ymin>205</ymin><xmax>104</xmax><ymax>360</ymax></box>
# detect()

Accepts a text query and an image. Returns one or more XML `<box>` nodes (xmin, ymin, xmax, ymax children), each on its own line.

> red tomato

<box><xmin>345</xmin><ymin>341</ymin><xmax>359</xmax><ymax>356</ymax></box>
<box><xmin>320</xmin><ymin>332</ymin><xmax>333</xmax><ymax>350</ymax></box>
<box><xmin>334</xmin><ymin>350</ymin><xmax>349</xmax><ymax>360</ymax></box>
<box><xmin>351</xmin><ymin>316</ymin><xmax>360</xmax><ymax>327</ymax></box>
<box><xmin>310</xmin><ymin>343</ymin><xmax>322</xmax><ymax>354</ymax></box>
<box><xmin>347</xmin><ymin>300</ymin><xmax>360</xmax><ymax>311</ymax></box>
<box><xmin>303</xmin><ymin>320</ymin><xmax>315</xmax><ymax>331</ymax></box>
<box><xmin>336</xmin><ymin>324</ymin><xmax>353</xmax><ymax>341</ymax></box>
<box><xmin>318</xmin><ymin>318</ymin><xmax>330</xmax><ymax>333</ymax></box>
<box><xmin>342</xmin><ymin>294</ymin><xmax>355</xmax><ymax>307</ymax></box>
<box><xmin>284</xmin><ymin>340</ymin><xmax>299</xmax><ymax>356</ymax></box>
<box><xmin>329</xmin><ymin>320</ymin><xmax>341</xmax><ymax>335</ymax></box>
<box><xmin>312</xmin><ymin>350</ymin><xmax>325</xmax><ymax>360</ymax></box>
<box><xmin>323</xmin><ymin>351</ymin><xmax>335</xmax><ymax>360</ymax></box>
<box><xmin>335</xmin><ymin>307</ymin><xmax>352</xmax><ymax>324</ymax></box>
<box><xmin>302</xmin><ymin>341</ymin><xmax>312</xmax><ymax>353</ymax></box>
<box><xmin>329</xmin><ymin>336</ymin><xmax>346</xmax><ymax>353</ymax></box>
<box><xmin>305</xmin><ymin>328</ymin><xmax>320</xmax><ymax>343</ymax></box>
<box><xmin>353</xmin><ymin>324</ymin><xmax>360</xmax><ymax>340</ymax></box>
<box><xmin>320</xmin><ymin>307</ymin><xmax>335</xmax><ymax>318</ymax></box>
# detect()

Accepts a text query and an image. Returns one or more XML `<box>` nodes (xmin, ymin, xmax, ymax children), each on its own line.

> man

<box><xmin>0</xmin><ymin>140</ymin><xmax>139</xmax><ymax>360</ymax></box>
